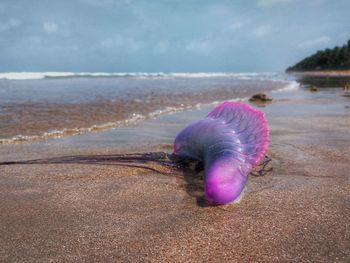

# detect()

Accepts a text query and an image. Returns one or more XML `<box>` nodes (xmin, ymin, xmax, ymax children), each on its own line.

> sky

<box><xmin>0</xmin><ymin>0</ymin><xmax>349</xmax><ymax>72</ymax></box>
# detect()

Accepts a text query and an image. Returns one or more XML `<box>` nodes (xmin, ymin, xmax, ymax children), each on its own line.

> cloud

<box><xmin>154</xmin><ymin>40</ymin><xmax>169</xmax><ymax>54</ymax></box>
<box><xmin>0</xmin><ymin>18</ymin><xmax>21</xmax><ymax>31</ymax></box>
<box><xmin>185</xmin><ymin>40</ymin><xmax>212</xmax><ymax>54</ymax></box>
<box><xmin>27</xmin><ymin>36</ymin><xmax>44</xmax><ymax>44</ymax></box>
<box><xmin>228</xmin><ymin>22</ymin><xmax>244</xmax><ymax>31</ymax></box>
<box><xmin>79</xmin><ymin>0</ymin><xmax>132</xmax><ymax>6</ymax></box>
<box><xmin>257</xmin><ymin>0</ymin><xmax>294</xmax><ymax>7</ymax></box>
<box><xmin>99</xmin><ymin>35</ymin><xmax>144</xmax><ymax>52</ymax></box>
<box><xmin>43</xmin><ymin>22</ymin><xmax>58</xmax><ymax>33</ymax></box>
<box><xmin>297</xmin><ymin>36</ymin><xmax>331</xmax><ymax>49</ymax></box>
<box><xmin>252</xmin><ymin>24</ymin><xmax>271</xmax><ymax>38</ymax></box>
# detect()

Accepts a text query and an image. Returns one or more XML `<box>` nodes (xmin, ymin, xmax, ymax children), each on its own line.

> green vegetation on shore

<box><xmin>286</xmin><ymin>39</ymin><xmax>350</xmax><ymax>72</ymax></box>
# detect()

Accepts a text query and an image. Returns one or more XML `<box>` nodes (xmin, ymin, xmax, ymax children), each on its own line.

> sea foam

<box><xmin>0</xmin><ymin>72</ymin><xmax>279</xmax><ymax>80</ymax></box>
<box><xmin>271</xmin><ymin>80</ymin><xmax>300</xmax><ymax>93</ymax></box>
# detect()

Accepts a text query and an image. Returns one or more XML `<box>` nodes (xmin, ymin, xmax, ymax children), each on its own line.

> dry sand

<box><xmin>0</xmin><ymin>88</ymin><xmax>349</xmax><ymax>262</ymax></box>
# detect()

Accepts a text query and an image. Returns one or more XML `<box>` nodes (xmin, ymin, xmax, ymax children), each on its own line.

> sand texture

<box><xmin>0</xmin><ymin>88</ymin><xmax>349</xmax><ymax>262</ymax></box>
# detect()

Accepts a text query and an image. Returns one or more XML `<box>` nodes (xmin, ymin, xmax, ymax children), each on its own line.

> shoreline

<box><xmin>287</xmin><ymin>70</ymin><xmax>350</xmax><ymax>77</ymax></box>
<box><xmin>0</xmin><ymin>79</ymin><xmax>297</xmax><ymax>145</ymax></box>
<box><xmin>0</xmin><ymin>76</ymin><xmax>287</xmax><ymax>145</ymax></box>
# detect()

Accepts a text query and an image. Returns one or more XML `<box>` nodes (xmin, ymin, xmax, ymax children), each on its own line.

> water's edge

<box><xmin>0</xmin><ymin>80</ymin><xmax>298</xmax><ymax>144</ymax></box>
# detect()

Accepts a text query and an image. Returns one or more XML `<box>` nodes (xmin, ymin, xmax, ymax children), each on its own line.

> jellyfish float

<box><xmin>173</xmin><ymin>101</ymin><xmax>269</xmax><ymax>205</ymax></box>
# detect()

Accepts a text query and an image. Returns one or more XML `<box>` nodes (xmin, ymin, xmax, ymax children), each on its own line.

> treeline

<box><xmin>286</xmin><ymin>39</ymin><xmax>350</xmax><ymax>72</ymax></box>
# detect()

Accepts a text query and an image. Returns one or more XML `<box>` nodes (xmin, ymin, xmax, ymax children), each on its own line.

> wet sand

<box><xmin>0</xmin><ymin>76</ymin><xmax>284</xmax><ymax>142</ymax></box>
<box><xmin>0</xmin><ymin>87</ymin><xmax>350</xmax><ymax>262</ymax></box>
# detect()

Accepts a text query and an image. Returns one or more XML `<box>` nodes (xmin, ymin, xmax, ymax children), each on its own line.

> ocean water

<box><xmin>0</xmin><ymin>72</ymin><xmax>297</xmax><ymax>143</ymax></box>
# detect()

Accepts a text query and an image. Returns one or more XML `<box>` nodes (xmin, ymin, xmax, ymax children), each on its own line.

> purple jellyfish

<box><xmin>173</xmin><ymin>101</ymin><xmax>269</xmax><ymax>205</ymax></box>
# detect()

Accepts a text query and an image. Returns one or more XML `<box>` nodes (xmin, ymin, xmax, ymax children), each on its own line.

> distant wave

<box><xmin>0</xmin><ymin>72</ymin><xmax>280</xmax><ymax>80</ymax></box>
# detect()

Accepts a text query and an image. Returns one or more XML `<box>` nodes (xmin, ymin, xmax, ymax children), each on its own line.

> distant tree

<box><xmin>286</xmin><ymin>39</ymin><xmax>350</xmax><ymax>71</ymax></box>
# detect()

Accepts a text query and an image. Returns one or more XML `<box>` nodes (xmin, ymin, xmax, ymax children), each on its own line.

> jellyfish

<box><xmin>173</xmin><ymin>102</ymin><xmax>269</xmax><ymax>205</ymax></box>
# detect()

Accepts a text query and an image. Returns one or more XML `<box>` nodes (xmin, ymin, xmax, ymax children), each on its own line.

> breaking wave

<box><xmin>0</xmin><ymin>71</ymin><xmax>280</xmax><ymax>80</ymax></box>
<box><xmin>270</xmin><ymin>80</ymin><xmax>300</xmax><ymax>93</ymax></box>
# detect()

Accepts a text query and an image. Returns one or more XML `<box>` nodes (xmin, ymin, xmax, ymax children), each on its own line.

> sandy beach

<box><xmin>1</xmin><ymin>0</ymin><xmax>349</xmax><ymax>261</ymax></box>
<box><xmin>289</xmin><ymin>70</ymin><xmax>350</xmax><ymax>77</ymax></box>
<box><xmin>0</xmin><ymin>80</ymin><xmax>350</xmax><ymax>262</ymax></box>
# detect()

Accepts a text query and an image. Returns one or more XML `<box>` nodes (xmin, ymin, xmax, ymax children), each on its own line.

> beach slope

<box><xmin>0</xmin><ymin>87</ymin><xmax>349</xmax><ymax>262</ymax></box>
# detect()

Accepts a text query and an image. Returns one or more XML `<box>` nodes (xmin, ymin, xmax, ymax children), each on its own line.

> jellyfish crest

<box><xmin>206</xmin><ymin>101</ymin><xmax>270</xmax><ymax>167</ymax></box>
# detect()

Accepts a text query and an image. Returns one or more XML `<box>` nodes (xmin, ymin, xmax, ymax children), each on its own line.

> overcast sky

<box><xmin>0</xmin><ymin>0</ymin><xmax>349</xmax><ymax>72</ymax></box>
